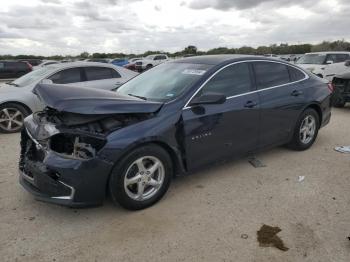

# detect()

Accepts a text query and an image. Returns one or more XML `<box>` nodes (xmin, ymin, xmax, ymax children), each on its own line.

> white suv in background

<box><xmin>296</xmin><ymin>51</ymin><xmax>350</xmax><ymax>79</ymax></box>
<box><xmin>135</xmin><ymin>54</ymin><xmax>169</xmax><ymax>71</ymax></box>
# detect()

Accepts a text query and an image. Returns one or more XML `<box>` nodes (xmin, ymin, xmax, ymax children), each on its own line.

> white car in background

<box><xmin>135</xmin><ymin>54</ymin><xmax>169</xmax><ymax>71</ymax></box>
<box><xmin>0</xmin><ymin>62</ymin><xmax>138</xmax><ymax>133</ymax></box>
<box><xmin>33</xmin><ymin>60</ymin><xmax>60</xmax><ymax>70</ymax></box>
<box><xmin>313</xmin><ymin>60</ymin><xmax>350</xmax><ymax>81</ymax></box>
<box><xmin>296</xmin><ymin>51</ymin><xmax>350</xmax><ymax>78</ymax></box>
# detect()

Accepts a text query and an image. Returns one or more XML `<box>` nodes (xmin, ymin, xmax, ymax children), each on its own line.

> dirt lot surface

<box><xmin>1</xmin><ymin>108</ymin><xmax>350</xmax><ymax>262</ymax></box>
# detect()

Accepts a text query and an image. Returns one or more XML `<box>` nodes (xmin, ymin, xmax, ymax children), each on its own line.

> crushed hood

<box><xmin>33</xmin><ymin>84</ymin><xmax>163</xmax><ymax>115</ymax></box>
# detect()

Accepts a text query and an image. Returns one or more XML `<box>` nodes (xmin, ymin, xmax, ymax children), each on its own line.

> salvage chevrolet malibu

<box><xmin>19</xmin><ymin>55</ymin><xmax>332</xmax><ymax>210</ymax></box>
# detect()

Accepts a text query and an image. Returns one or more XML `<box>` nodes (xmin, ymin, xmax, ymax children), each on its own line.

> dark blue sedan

<box><xmin>19</xmin><ymin>55</ymin><xmax>332</xmax><ymax>210</ymax></box>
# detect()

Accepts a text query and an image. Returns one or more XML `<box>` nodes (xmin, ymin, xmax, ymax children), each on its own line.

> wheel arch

<box><xmin>305</xmin><ymin>103</ymin><xmax>322</xmax><ymax>127</ymax></box>
<box><xmin>104</xmin><ymin>139</ymin><xmax>186</xmax><ymax>197</ymax></box>
<box><xmin>0</xmin><ymin>101</ymin><xmax>32</xmax><ymax>114</ymax></box>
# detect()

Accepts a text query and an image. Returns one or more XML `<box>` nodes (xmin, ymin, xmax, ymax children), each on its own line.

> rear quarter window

<box><xmin>17</xmin><ymin>62</ymin><xmax>29</xmax><ymax>70</ymax></box>
<box><xmin>288</xmin><ymin>66</ymin><xmax>305</xmax><ymax>82</ymax></box>
<box><xmin>254</xmin><ymin>62</ymin><xmax>290</xmax><ymax>89</ymax></box>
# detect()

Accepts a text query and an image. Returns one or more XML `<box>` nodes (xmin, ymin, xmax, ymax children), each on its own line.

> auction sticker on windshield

<box><xmin>182</xmin><ymin>69</ymin><xmax>206</xmax><ymax>75</ymax></box>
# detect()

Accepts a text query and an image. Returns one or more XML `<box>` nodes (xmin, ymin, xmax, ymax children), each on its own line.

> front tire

<box><xmin>109</xmin><ymin>144</ymin><xmax>173</xmax><ymax>210</ymax></box>
<box><xmin>0</xmin><ymin>103</ymin><xmax>29</xmax><ymax>133</ymax></box>
<box><xmin>288</xmin><ymin>108</ymin><xmax>319</xmax><ymax>151</ymax></box>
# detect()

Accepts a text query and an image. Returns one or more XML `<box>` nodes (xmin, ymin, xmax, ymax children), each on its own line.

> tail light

<box><xmin>327</xmin><ymin>82</ymin><xmax>334</xmax><ymax>93</ymax></box>
<box><xmin>26</xmin><ymin>62</ymin><xmax>33</xmax><ymax>71</ymax></box>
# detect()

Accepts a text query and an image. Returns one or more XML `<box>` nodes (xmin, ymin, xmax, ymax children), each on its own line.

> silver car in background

<box><xmin>0</xmin><ymin>62</ymin><xmax>138</xmax><ymax>133</ymax></box>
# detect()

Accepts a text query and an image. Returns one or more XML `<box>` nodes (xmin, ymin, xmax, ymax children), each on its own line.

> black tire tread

<box><xmin>108</xmin><ymin>144</ymin><xmax>172</xmax><ymax>210</ymax></box>
<box><xmin>287</xmin><ymin>108</ymin><xmax>320</xmax><ymax>151</ymax></box>
<box><xmin>0</xmin><ymin>102</ymin><xmax>30</xmax><ymax>134</ymax></box>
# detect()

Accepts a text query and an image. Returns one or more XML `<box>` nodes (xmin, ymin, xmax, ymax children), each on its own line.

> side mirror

<box><xmin>326</xmin><ymin>60</ymin><xmax>334</xmax><ymax>64</ymax></box>
<box><xmin>41</xmin><ymin>79</ymin><xmax>53</xmax><ymax>84</ymax></box>
<box><xmin>345</xmin><ymin>60</ymin><xmax>350</xmax><ymax>67</ymax></box>
<box><xmin>190</xmin><ymin>92</ymin><xmax>226</xmax><ymax>106</ymax></box>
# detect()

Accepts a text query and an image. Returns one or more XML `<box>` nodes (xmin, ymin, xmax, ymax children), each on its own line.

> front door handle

<box><xmin>244</xmin><ymin>101</ymin><xmax>258</xmax><ymax>108</ymax></box>
<box><xmin>291</xmin><ymin>90</ymin><xmax>303</xmax><ymax>96</ymax></box>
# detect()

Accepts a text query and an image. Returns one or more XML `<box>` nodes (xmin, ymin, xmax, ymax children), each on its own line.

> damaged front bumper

<box><xmin>19</xmin><ymin>115</ymin><xmax>114</xmax><ymax>207</ymax></box>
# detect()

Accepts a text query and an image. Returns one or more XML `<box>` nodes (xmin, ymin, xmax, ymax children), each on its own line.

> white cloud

<box><xmin>0</xmin><ymin>0</ymin><xmax>348</xmax><ymax>55</ymax></box>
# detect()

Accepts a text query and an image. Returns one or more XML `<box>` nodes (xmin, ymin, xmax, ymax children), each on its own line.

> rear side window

<box><xmin>0</xmin><ymin>62</ymin><xmax>4</xmax><ymax>69</ymax></box>
<box><xmin>327</xmin><ymin>54</ymin><xmax>349</xmax><ymax>63</ymax></box>
<box><xmin>200</xmin><ymin>63</ymin><xmax>252</xmax><ymax>97</ymax></box>
<box><xmin>254</xmin><ymin>62</ymin><xmax>290</xmax><ymax>89</ymax></box>
<box><xmin>288</xmin><ymin>66</ymin><xmax>305</xmax><ymax>82</ymax></box>
<box><xmin>85</xmin><ymin>67</ymin><xmax>120</xmax><ymax>81</ymax></box>
<box><xmin>17</xmin><ymin>62</ymin><xmax>29</xmax><ymax>70</ymax></box>
<box><xmin>49</xmin><ymin>68</ymin><xmax>82</xmax><ymax>84</ymax></box>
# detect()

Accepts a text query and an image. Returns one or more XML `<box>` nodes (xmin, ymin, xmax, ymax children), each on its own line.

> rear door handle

<box><xmin>244</xmin><ymin>101</ymin><xmax>258</xmax><ymax>108</ymax></box>
<box><xmin>291</xmin><ymin>90</ymin><xmax>303</xmax><ymax>96</ymax></box>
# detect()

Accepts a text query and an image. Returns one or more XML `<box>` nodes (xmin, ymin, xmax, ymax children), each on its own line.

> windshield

<box><xmin>145</xmin><ymin>55</ymin><xmax>155</xmax><ymax>60</ymax></box>
<box><xmin>117</xmin><ymin>62</ymin><xmax>212</xmax><ymax>102</ymax></box>
<box><xmin>296</xmin><ymin>54</ymin><xmax>326</xmax><ymax>65</ymax></box>
<box><xmin>12</xmin><ymin>66</ymin><xmax>55</xmax><ymax>87</ymax></box>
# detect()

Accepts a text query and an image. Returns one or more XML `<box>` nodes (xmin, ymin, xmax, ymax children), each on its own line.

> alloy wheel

<box><xmin>124</xmin><ymin>156</ymin><xmax>165</xmax><ymax>201</ymax></box>
<box><xmin>0</xmin><ymin>108</ymin><xmax>24</xmax><ymax>132</ymax></box>
<box><xmin>299</xmin><ymin>115</ymin><xmax>316</xmax><ymax>144</ymax></box>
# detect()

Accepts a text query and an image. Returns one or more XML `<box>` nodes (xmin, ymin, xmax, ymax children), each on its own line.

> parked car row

<box><xmin>0</xmin><ymin>61</ymin><xmax>33</xmax><ymax>79</ymax></box>
<box><xmin>0</xmin><ymin>62</ymin><xmax>138</xmax><ymax>133</ymax></box>
<box><xmin>15</xmin><ymin>55</ymin><xmax>332</xmax><ymax>210</ymax></box>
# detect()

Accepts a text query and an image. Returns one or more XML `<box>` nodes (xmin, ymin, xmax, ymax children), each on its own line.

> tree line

<box><xmin>1</xmin><ymin>40</ymin><xmax>349</xmax><ymax>60</ymax></box>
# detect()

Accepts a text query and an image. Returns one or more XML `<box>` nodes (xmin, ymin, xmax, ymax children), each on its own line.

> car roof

<box><xmin>45</xmin><ymin>61</ymin><xmax>115</xmax><ymax>69</ymax></box>
<box><xmin>305</xmin><ymin>51</ymin><xmax>350</xmax><ymax>55</ymax></box>
<box><xmin>0</xmin><ymin>60</ymin><xmax>28</xmax><ymax>63</ymax></box>
<box><xmin>172</xmin><ymin>54</ymin><xmax>275</xmax><ymax>65</ymax></box>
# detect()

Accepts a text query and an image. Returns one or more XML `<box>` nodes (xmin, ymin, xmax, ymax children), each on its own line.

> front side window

<box><xmin>0</xmin><ymin>62</ymin><xmax>4</xmax><ymax>69</ymax></box>
<box><xmin>49</xmin><ymin>68</ymin><xmax>82</xmax><ymax>84</ymax></box>
<box><xmin>145</xmin><ymin>55</ymin><xmax>156</xmax><ymax>60</ymax></box>
<box><xmin>199</xmin><ymin>63</ymin><xmax>252</xmax><ymax>97</ymax></box>
<box><xmin>254</xmin><ymin>62</ymin><xmax>290</xmax><ymax>89</ymax></box>
<box><xmin>85</xmin><ymin>67</ymin><xmax>120</xmax><ymax>81</ymax></box>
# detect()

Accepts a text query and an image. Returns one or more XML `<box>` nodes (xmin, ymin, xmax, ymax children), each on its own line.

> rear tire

<box><xmin>288</xmin><ymin>108</ymin><xmax>319</xmax><ymax>151</ymax></box>
<box><xmin>109</xmin><ymin>144</ymin><xmax>173</xmax><ymax>210</ymax></box>
<box><xmin>0</xmin><ymin>103</ymin><xmax>30</xmax><ymax>134</ymax></box>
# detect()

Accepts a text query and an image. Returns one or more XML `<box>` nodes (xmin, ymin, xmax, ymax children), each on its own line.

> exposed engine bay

<box><xmin>26</xmin><ymin>108</ymin><xmax>154</xmax><ymax>161</ymax></box>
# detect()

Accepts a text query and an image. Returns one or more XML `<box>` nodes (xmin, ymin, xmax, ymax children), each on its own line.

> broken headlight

<box><xmin>49</xmin><ymin>134</ymin><xmax>106</xmax><ymax>160</ymax></box>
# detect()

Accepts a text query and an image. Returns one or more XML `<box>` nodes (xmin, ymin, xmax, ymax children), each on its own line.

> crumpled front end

<box><xmin>19</xmin><ymin>109</ymin><xmax>151</xmax><ymax>207</ymax></box>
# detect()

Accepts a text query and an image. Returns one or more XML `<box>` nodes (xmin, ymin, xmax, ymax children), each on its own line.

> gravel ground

<box><xmin>0</xmin><ymin>108</ymin><xmax>350</xmax><ymax>262</ymax></box>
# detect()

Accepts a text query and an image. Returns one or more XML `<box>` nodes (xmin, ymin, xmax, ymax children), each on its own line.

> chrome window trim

<box><xmin>183</xmin><ymin>60</ymin><xmax>309</xmax><ymax>110</ymax></box>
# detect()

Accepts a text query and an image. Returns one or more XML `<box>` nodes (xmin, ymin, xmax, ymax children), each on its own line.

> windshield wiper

<box><xmin>128</xmin><ymin>94</ymin><xmax>147</xmax><ymax>100</ymax></box>
<box><xmin>6</xmin><ymin>82</ymin><xmax>19</xmax><ymax>87</ymax></box>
